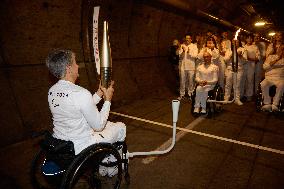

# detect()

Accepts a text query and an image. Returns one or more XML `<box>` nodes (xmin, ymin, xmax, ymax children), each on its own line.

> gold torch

<box><xmin>100</xmin><ymin>21</ymin><xmax>112</xmax><ymax>88</ymax></box>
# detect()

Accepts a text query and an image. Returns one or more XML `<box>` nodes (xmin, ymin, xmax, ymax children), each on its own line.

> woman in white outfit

<box><xmin>178</xmin><ymin>34</ymin><xmax>198</xmax><ymax>99</ymax></box>
<box><xmin>46</xmin><ymin>49</ymin><xmax>126</xmax><ymax>177</ymax></box>
<box><xmin>224</xmin><ymin>39</ymin><xmax>247</xmax><ymax>105</ymax></box>
<box><xmin>194</xmin><ymin>51</ymin><xmax>219</xmax><ymax>114</ymax></box>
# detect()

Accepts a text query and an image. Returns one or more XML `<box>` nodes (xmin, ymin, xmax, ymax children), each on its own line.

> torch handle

<box><xmin>100</xmin><ymin>67</ymin><xmax>112</xmax><ymax>88</ymax></box>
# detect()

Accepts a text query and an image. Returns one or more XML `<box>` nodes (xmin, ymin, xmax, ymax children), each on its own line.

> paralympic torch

<box><xmin>232</xmin><ymin>28</ymin><xmax>241</xmax><ymax>72</ymax></box>
<box><xmin>100</xmin><ymin>21</ymin><xmax>112</xmax><ymax>88</ymax></box>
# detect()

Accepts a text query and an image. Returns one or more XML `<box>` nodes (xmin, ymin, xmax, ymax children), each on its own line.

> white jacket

<box><xmin>48</xmin><ymin>80</ymin><xmax>111</xmax><ymax>154</ymax></box>
<box><xmin>178</xmin><ymin>43</ymin><xmax>198</xmax><ymax>71</ymax></box>
<box><xmin>263</xmin><ymin>55</ymin><xmax>284</xmax><ymax>80</ymax></box>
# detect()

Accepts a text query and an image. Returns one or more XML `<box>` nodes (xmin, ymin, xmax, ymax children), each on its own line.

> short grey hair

<box><xmin>46</xmin><ymin>49</ymin><xmax>73</xmax><ymax>78</ymax></box>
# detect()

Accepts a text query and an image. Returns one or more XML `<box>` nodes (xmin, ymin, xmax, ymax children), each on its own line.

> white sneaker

<box><xmin>200</xmin><ymin>108</ymin><xmax>206</xmax><ymax>114</ymax></box>
<box><xmin>107</xmin><ymin>165</ymin><xmax>118</xmax><ymax>177</ymax></box>
<box><xmin>235</xmin><ymin>99</ymin><xmax>243</xmax><ymax>106</ymax></box>
<box><xmin>271</xmin><ymin>104</ymin><xmax>279</xmax><ymax>112</ymax></box>
<box><xmin>100</xmin><ymin>154</ymin><xmax>118</xmax><ymax>177</ymax></box>
<box><xmin>261</xmin><ymin>104</ymin><xmax>272</xmax><ymax>111</ymax></box>
<box><xmin>99</xmin><ymin>165</ymin><xmax>108</xmax><ymax>176</ymax></box>
<box><xmin>194</xmin><ymin>107</ymin><xmax>199</xmax><ymax>113</ymax></box>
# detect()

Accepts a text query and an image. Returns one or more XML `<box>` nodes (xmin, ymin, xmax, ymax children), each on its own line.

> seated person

<box><xmin>45</xmin><ymin>49</ymin><xmax>126</xmax><ymax>158</ymax></box>
<box><xmin>194</xmin><ymin>51</ymin><xmax>219</xmax><ymax>113</ymax></box>
<box><xmin>261</xmin><ymin>44</ymin><xmax>284</xmax><ymax>111</ymax></box>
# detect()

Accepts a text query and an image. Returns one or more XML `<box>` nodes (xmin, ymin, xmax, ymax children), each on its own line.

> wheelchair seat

<box><xmin>40</xmin><ymin>132</ymin><xmax>75</xmax><ymax>174</ymax></box>
<box><xmin>256</xmin><ymin>84</ymin><xmax>284</xmax><ymax>112</ymax></box>
<box><xmin>191</xmin><ymin>84</ymin><xmax>224</xmax><ymax>116</ymax></box>
<box><xmin>30</xmin><ymin>131</ymin><xmax>129</xmax><ymax>189</ymax></box>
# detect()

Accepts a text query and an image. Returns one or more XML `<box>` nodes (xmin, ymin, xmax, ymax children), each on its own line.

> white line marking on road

<box><xmin>142</xmin><ymin>116</ymin><xmax>205</xmax><ymax>164</ymax></box>
<box><xmin>110</xmin><ymin>112</ymin><xmax>284</xmax><ymax>156</ymax></box>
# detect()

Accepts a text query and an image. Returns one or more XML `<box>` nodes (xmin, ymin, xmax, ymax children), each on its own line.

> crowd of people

<box><xmin>168</xmin><ymin>31</ymin><xmax>284</xmax><ymax>113</ymax></box>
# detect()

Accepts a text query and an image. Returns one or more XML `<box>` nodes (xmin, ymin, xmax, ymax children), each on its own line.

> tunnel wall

<box><xmin>0</xmin><ymin>0</ymin><xmax>219</xmax><ymax>147</ymax></box>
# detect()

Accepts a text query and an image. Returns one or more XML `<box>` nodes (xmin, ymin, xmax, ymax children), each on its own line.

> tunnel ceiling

<box><xmin>152</xmin><ymin>0</ymin><xmax>283</xmax><ymax>37</ymax></box>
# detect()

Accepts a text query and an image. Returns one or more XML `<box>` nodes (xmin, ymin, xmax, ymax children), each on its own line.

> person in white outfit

<box><xmin>261</xmin><ymin>41</ymin><xmax>284</xmax><ymax>112</ymax></box>
<box><xmin>194</xmin><ymin>51</ymin><xmax>219</xmax><ymax>114</ymax></box>
<box><xmin>221</xmin><ymin>31</ymin><xmax>232</xmax><ymax>50</ymax></box>
<box><xmin>243</xmin><ymin>34</ymin><xmax>260</xmax><ymax>101</ymax></box>
<box><xmin>224</xmin><ymin>39</ymin><xmax>247</xmax><ymax>105</ymax></box>
<box><xmin>46</xmin><ymin>49</ymin><xmax>126</xmax><ymax>176</ymax></box>
<box><xmin>254</xmin><ymin>33</ymin><xmax>267</xmax><ymax>93</ymax></box>
<box><xmin>178</xmin><ymin>34</ymin><xmax>198</xmax><ymax>99</ymax></box>
<box><xmin>266</xmin><ymin>32</ymin><xmax>283</xmax><ymax>58</ymax></box>
<box><xmin>198</xmin><ymin>36</ymin><xmax>223</xmax><ymax>88</ymax></box>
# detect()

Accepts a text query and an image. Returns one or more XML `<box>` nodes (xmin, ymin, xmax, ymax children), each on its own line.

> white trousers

<box><xmin>242</xmin><ymin>62</ymin><xmax>255</xmax><ymax>97</ymax></box>
<box><xmin>194</xmin><ymin>85</ymin><xmax>215</xmax><ymax>109</ymax></box>
<box><xmin>180</xmin><ymin>69</ymin><xmax>195</xmax><ymax>96</ymax></box>
<box><xmin>255</xmin><ymin>60</ymin><xmax>264</xmax><ymax>93</ymax></box>
<box><xmin>75</xmin><ymin>122</ymin><xmax>126</xmax><ymax>155</ymax></box>
<box><xmin>260</xmin><ymin>79</ymin><xmax>284</xmax><ymax>106</ymax></box>
<box><xmin>224</xmin><ymin>69</ymin><xmax>244</xmax><ymax>100</ymax></box>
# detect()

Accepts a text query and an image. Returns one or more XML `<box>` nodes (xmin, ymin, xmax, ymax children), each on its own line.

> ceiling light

<box><xmin>268</xmin><ymin>32</ymin><xmax>276</xmax><ymax>36</ymax></box>
<box><xmin>255</xmin><ymin>21</ymin><xmax>266</xmax><ymax>26</ymax></box>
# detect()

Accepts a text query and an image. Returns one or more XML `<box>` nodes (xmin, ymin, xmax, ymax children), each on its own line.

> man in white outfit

<box><xmin>243</xmin><ymin>34</ymin><xmax>260</xmax><ymax>101</ymax></box>
<box><xmin>224</xmin><ymin>39</ymin><xmax>247</xmax><ymax>105</ymax></box>
<box><xmin>254</xmin><ymin>33</ymin><xmax>267</xmax><ymax>93</ymax></box>
<box><xmin>194</xmin><ymin>51</ymin><xmax>219</xmax><ymax>114</ymax></box>
<box><xmin>178</xmin><ymin>34</ymin><xmax>198</xmax><ymax>99</ymax></box>
<box><xmin>261</xmin><ymin>44</ymin><xmax>284</xmax><ymax>112</ymax></box>
<box><xmin>221</xmin><ymin>31</ymin><xmax>232</xmax><ymax>50</ymax></box>
<box><xmin>46</xmin><ymin>49</ymin><xmax>126</xmax><ymax>176</ymax></box>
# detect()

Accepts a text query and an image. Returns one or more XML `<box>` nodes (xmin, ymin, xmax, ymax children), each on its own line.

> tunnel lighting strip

<box><xmin>110</xmin><ymin>111</ymin><xmax>284</xmax><ymax>155</ymax></box>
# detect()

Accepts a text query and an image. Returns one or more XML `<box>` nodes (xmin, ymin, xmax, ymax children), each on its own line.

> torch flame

<box><xmin>234</xmin><ymin>28</ymin><xmax>241</xmax><ymax>40</ymax></box>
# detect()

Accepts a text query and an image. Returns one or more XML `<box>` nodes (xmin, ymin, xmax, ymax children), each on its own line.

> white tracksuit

<box><xmin>254</xmin><ymin>41</ymin><xmax>267</xmax><ymax>93</ymax></box>
<box><xmin>48</xmin><ymin>80</ymin><xmax>126</xmax><ymax>155</ymax></box>
<box><xmin>198</xmin><ymin>47</ymin><xmax>224</xmax><ymax>88</ymax></box>
<box><xmin>178</xmin><ymin>43</ymin><xmax>198</xmax><ymax>96</ymax></box>
<box><xmin>261</xmin><ymin>55</ymin><xmax>284</xmax><ymax>106</ymax></box>
<box><xmin>243</xmin><ymin>44</ymin><xmax>260</xmax><ymax>97</ymax></box>
<box><xmin>224</xmin><ymin>47</ymin><xmax>247</xmax><ymax>100</ymax></box>
<box><xmin>194</xmin><ymin>63</ymin><xmax>219</xmax><ymax>109</ymax></box>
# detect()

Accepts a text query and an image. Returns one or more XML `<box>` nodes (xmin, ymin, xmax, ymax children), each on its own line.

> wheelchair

<box><xmin>255</xmin><ymin>83</ymin><xmax>284</xmax><ymax>112</ymax></box>
<box><xmin>30</xmin><ymin>132</ymin><xmax>130</xmax><ymax>189</ymax></box>
<box><xmin>191</xmin><ymin>84</ymin><xmax>224</xmax><ymax>117</ymax></box>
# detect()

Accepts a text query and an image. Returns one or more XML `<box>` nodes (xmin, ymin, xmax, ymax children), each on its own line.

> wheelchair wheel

<box><xmin>30</xmin><ymin>149</ymin><xmax>63</xmax><ymax>189</ymax></box>
<box><xmin>190</xmin><ymin>85</ymin><xmax>197</xmax><ymax>115</ymax></box>
<box><xmin>255</xmin><ymin>84</ymin><xmax>263</xmax><ymax>112</ymax></box>
<box><xmin>207</xmin><ymin>85</ymin><xmax>224</xmax><ymax>115</ymax></box>
<box><xmin>279</xmin><ymin>94</ymin><xmax>284</xmax><ymax>112</ymax></box>
<box><xmin>214</xmin><ymin>86</ymin><xmax>224</xmax><ymax>112</ymax></box>
<box><xmin>61</xmin><ymin>144</ymin><xmax>122</xmax><ymax>189</ymax></box>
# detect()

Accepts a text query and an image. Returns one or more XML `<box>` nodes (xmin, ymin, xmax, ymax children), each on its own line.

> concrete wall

<box><xmin>0</xmin><ymin>0</ymin><xmax>218</xmax><ymax>147</ymax></box>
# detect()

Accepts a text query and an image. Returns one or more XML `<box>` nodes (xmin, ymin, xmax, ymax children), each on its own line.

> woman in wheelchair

<box><xmin>31</xmin><ymin>49</ymin><xmax>128</xmax><ymax>188</ymax></box>
<box><xmin>194</xmin><ymin>51</ymin><xmax>219</xmax><ymax>114</ymax></box>
<box><xmin>260</xmin><ymin>40</ymin><xmax>284</xmax><ymax>112</ymax></box>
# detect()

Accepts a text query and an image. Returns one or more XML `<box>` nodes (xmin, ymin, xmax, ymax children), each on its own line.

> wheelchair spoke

<box><xmin>65</xmin><ymin>147</ymin><xmax>122</xmax><ymax>189</ymax></box>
